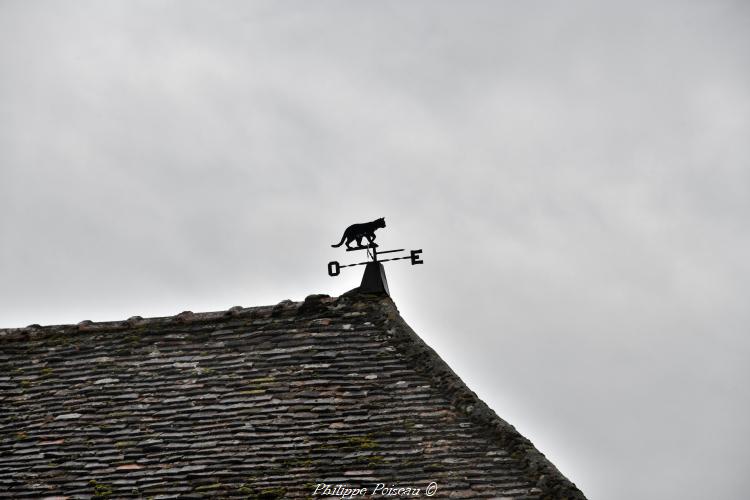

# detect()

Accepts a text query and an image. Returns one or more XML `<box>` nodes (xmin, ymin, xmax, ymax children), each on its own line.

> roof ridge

<box><xmin>0</xmin><ymin>299</ymin><xmax>305</xmax><ymax>344</ymax></box>
<box><xmin>378</xmin><ymin>298</ymin><xmax>586</xmax><ymax>499</ymax></box>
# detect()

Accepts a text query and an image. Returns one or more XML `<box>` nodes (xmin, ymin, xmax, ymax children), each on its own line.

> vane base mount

<box><xmin>359</xmin><ymin>261</ymin><xmax>390</xmax><ymax>296</ymax></box>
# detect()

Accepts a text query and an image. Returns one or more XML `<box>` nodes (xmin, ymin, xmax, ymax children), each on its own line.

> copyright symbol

<box><xmin>425</xmin><ymin>482</ymin><xmax>438</xmax><ymax>496</ymax></box>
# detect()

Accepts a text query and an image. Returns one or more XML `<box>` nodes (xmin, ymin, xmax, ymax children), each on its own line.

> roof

<box><xmin>0</xmin><ymin>292</ymin><xmax>586</xmax><ymax>499</ymax></box>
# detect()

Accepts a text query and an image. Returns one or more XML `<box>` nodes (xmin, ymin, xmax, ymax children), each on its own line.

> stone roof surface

<box><xmin>0</xmin><ymin>292</ymin><xmax>586</xmax><ymax>499</ymax></box>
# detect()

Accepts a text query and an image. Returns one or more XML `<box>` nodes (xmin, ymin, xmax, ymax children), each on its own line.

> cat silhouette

<box><xmin>332</xmin><ymin>218</ymin><xmax>386</xmax><ymax>249</ymax></box>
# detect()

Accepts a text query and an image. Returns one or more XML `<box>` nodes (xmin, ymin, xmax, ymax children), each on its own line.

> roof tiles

<box><xmin>0</xmin><ymin>293</ymin><xmax>585</xmax><ymax>499</ymax></box>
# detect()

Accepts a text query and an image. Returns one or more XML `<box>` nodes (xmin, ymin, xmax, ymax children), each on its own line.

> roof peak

<box><xmin>0</xmin><ymin>293</ymin><xmax>390</xmax><ymax>343</ymax></box>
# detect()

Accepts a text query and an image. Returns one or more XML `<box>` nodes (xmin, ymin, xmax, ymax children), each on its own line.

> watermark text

<box><xmin>312</xmin><ymin>482</ymin><xmax>438</xmax><ymax>498</ymax></box>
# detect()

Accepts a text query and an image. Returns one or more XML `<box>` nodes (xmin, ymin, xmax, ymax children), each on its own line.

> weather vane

<box><xmin>327</xmin><ymin>217</ymin><xmax>423</xmax><ymax>295</ymax></box>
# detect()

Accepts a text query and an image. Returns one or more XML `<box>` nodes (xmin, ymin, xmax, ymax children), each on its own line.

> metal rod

<box><xmin>340</xmin><ymin>261</ymin><xmax>370</xmax><ymax>268</ymax></box>
<box><xmin>345</xmin><ymin>245</ymin><xmax>376</xmax><ymax>252</ymax></box>
<box><xmin>377</xmin><ymin>256</ymin><xmax>411</xmax><ymax>263</ymax></box>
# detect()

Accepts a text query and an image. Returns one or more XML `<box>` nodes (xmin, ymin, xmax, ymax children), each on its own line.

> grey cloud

<box><xmin>2</xmin><ymin>1</ymin><xmax>749</xmax><ymax>498</ymax></box>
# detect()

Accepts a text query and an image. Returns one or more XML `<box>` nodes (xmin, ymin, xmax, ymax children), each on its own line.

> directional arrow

<box><xmin>327</xmin><ymin>248</ymin><xmax>423</xmax><ymax>277</ymax></box>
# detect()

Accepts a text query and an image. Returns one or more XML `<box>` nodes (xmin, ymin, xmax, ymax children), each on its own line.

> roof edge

<box><xmin>0</xmin><ymin>301</ymin><xmax>303</xmax><ymax>344</ymax></box>
<box><xmin>377</xmin><ymin>296</ymin><xmax>587</xmax><ymax>500</ymax></box>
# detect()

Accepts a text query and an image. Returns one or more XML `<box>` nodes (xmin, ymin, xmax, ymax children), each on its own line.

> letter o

<box><xmin>327</xmin><ymin>261</ymin><xmax>340</xmax><ymax>276</ymax></box>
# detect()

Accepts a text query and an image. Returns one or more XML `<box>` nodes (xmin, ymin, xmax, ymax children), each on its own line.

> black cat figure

<box><xmin>331</xmin><ymin>218</ymin><xmax>386</xmax><ymax>250</ymax></box>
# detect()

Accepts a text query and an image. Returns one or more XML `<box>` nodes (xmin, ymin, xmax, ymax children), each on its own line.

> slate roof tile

<box><xmin>0</xmin><ymin>293</ymin><xmax>585</xmax><ymax>499</ymax></box>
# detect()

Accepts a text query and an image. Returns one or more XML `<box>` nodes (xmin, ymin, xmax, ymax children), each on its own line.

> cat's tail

<box><xmin>331</xmin><ymin>234</ymin><xmax>345</xmax><ymax>247</ymax></box>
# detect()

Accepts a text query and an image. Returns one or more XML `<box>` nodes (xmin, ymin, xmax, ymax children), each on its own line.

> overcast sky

<box><xmin>2</xmin><ymin>1</ymin><xmax>749</xmax><ymax>498</ymax></box>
